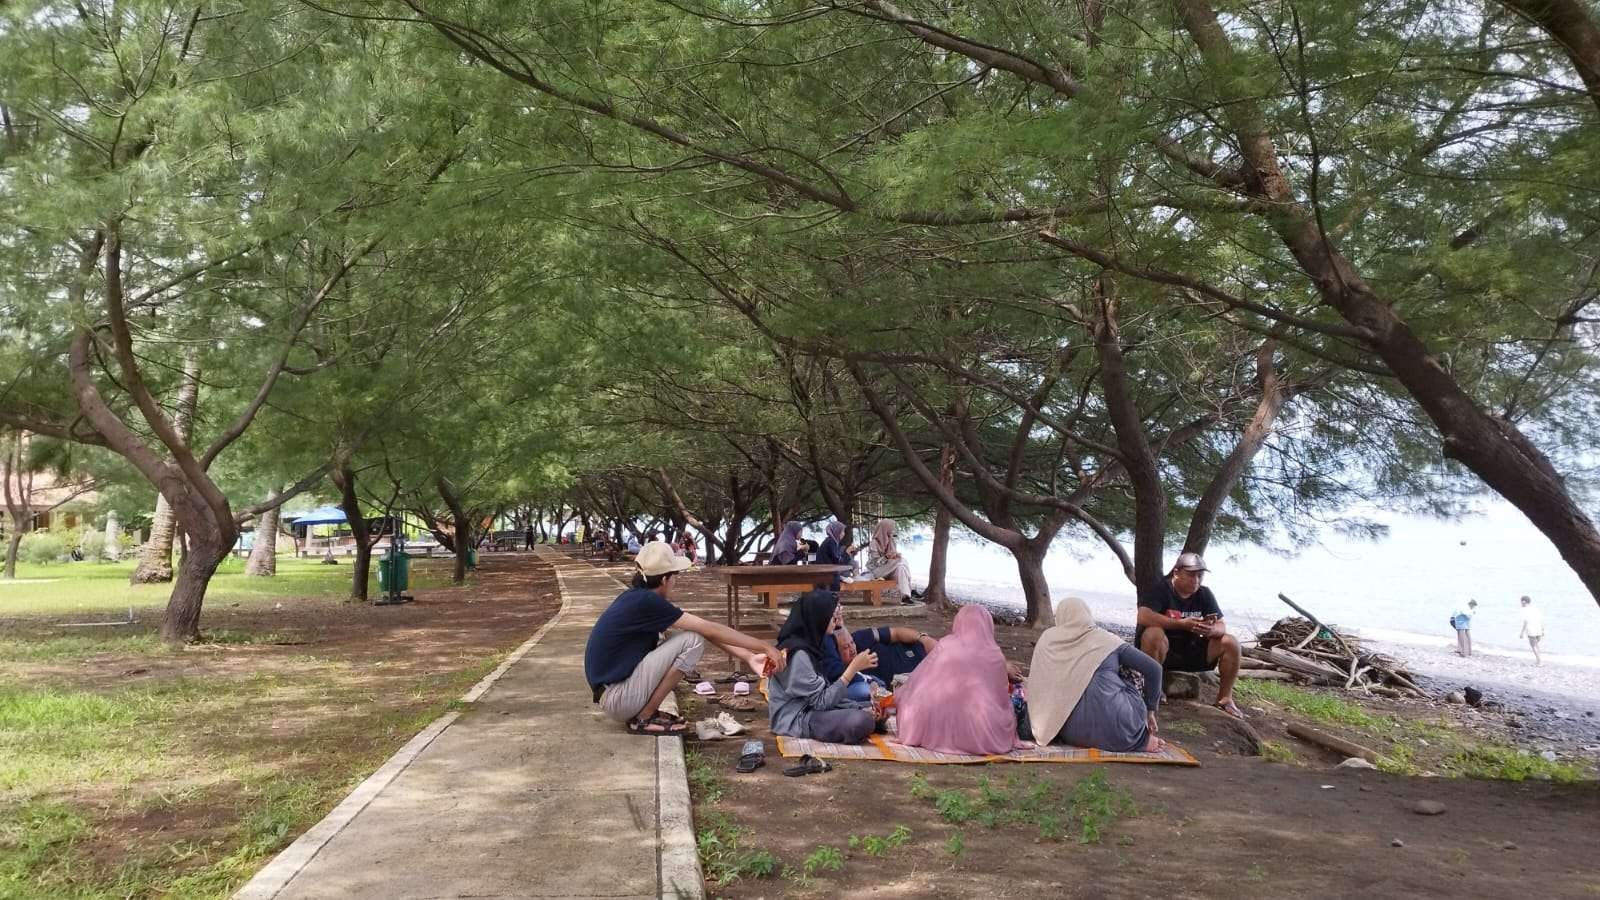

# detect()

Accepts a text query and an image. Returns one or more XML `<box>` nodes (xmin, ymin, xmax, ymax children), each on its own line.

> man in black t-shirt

<box><xmin>584</xmin><ymin>542</ymin><xmax>785</xmax><ymax>735</ymax></box>
<box><xmin>1135</xmin><ymin>552</ymin><xmax>1244</xmax><ymax>718</ymax></box>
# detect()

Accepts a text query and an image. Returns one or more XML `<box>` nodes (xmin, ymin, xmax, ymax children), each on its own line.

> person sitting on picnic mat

<box><xmin>818</xmin><ymin>603</ymin><xmax>936</xmax><ymax>702</ymax></box>
<box><xmin>1134</xmin><ymin>552</ymin><xmax>1245</xmax><ymax>719</ymax></box>
<box><xmin>584</xmin><ymin>542</ymin><xmax>785</xmax><ymax>736</ymax></box>
<box><xmin>766</xmin><ymin>592</ymin><xmax>884</xmax><ymax>744</ymax></box>
<box><xmin>1026</xmin><ymin>596</ymin><xmax>1167</xmax><ymax>754</ymax></box>
<box><xmin>812</xmin><ymin>520</ymin><xmax>858</xmax><ymax>589</ymax></box>
<box><xmin>896</xmin><ymin>605</ymin><xmax>1029</xmax><ymax>756</ymax></box>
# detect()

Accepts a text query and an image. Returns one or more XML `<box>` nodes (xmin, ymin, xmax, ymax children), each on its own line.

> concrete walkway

<box><xmin>235</xmin><ymin>548</ymin><xmax>703</xmax><ymax>900</ymax></box>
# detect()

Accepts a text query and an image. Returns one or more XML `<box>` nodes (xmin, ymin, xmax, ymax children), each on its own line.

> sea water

<box><xmin>892</xmin><ymin>500</ymin><xmax>1600</xmax><ymax>669</ymax></box>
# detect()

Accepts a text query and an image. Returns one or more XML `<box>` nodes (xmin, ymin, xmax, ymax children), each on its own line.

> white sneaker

<box><xmin>716</xmin><ymin>711</ymin><xmax>745</xmax><ymax>735</ymax></box>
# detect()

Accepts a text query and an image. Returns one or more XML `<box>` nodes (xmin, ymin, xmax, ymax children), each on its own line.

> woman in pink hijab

<box><xmin>895</xmin><ymin>605</ymin><xmax>1026</xmax><ymax>756</ymax></box>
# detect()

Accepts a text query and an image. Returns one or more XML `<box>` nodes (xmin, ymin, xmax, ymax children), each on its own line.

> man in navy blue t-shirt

<box><xmin>584</xmin><ymin>542</ymin><xmax>785</xmax><ymax>735</ymax></box>
<box><xmin>1135</xmin><ymin>553</ymin><xmax>1244</xmax><ymax>719</ymax></box>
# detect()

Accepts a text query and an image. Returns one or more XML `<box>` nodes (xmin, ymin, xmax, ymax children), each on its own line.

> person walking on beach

<box><xmin>1451</xmin><ymin>599</ymin><xmax>1478</xmax><ymax>657</ymax></box>
<box><xmin>1518</xmin><ymin>595</ymin><xmax>1544</xmax><ymax>666</ymax></box>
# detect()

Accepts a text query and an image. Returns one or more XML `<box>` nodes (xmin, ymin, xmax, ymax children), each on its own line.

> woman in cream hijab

<box><xmin>1026</xmin><ymin>597</ymin><xmax>1166</xmax><ymax>753</ymax></box>
<box><xmin>863</xmin><ymin>518</ymin><xmax>921</xmax><ymax>601</ymax></box>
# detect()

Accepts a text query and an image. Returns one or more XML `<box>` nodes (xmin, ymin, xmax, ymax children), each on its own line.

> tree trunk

<box><xmin>104</xmin><ymin>511</ymin><xmax>120</xmax><ymax>561</ymax></box>
<box><xmin>1185</xmin><ymin>342</ymin><xmax>1290</xmax><ymax>554</ymax></box>
<box><xmin>924</xmin><ymin>445</ymin><xmax>955</xmax><ymax>608</ymax></box>
<box><xmin>244</xmin><ymin>502</ymin><xmax>280</xmax><ymax>576</ymax></box>
<box><xmin>1013</xmin><ymin>542</ymin><xmax>1055</xmax><ymax>628</ymax></box>
<box><xmin>1093</xmin><ymin>287</ymin><xmax>1168</xmax><ymax>596</ymax></box>
<box><xmin>132</xmin><ymin>495</ymin><xmax>179</xmax><ymax>583</ymax></box>
<box><xmin>333</xmin><ymin>464</ymin><xmax>371</xmax><ymax>600</ymax></box>
<box><xmin>129</xmin><ymin>347</ymin><xmax>201</xmax><ymax>585</ymax></box>
<box><xmin>160</xmin><ymin>529</ymin><xmax>229</xmax><ymax>643</ymax></box>
<box><xmin>3</xmin><ymin>530</ymin><xmax>21</xmax><ymax>580</ymax></box>
<box><xmin>438</xmin><ymin>477</ymin><xmax>470</xmax><ymax>585</ymax></box>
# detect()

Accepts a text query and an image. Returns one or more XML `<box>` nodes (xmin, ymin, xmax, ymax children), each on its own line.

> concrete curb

<box><xmin>231</xmin><ymin>563</ymin><xmax>573</xmax><ymax>900</ymax></box>
<box><xmin>232</xmin><ymin>711</ymin><xmax>460</xmax><ymax>900</ymax></box>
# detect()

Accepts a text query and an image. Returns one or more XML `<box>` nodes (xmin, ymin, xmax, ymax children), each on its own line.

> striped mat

<box><xmin>776</xmin><ymin>734</ymin><xmax>1199</xmax><ymax>767</ymax></box>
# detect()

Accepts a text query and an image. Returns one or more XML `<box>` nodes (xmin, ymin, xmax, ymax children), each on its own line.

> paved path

<box><xmin>235</xmin><ymin>548</ymin><xmax>702</xmax><ymax>900</ymax></box>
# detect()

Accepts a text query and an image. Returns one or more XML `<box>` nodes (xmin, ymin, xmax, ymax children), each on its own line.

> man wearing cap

<box><xmin>584</xmin><ymin>541</ymin><xmax>786</xmax><ymax>735</ymax></box>
<box><xmin>1135</xmin><ymin>552</ymin><xmax>1244</xmax><ymax>718</ymax></box>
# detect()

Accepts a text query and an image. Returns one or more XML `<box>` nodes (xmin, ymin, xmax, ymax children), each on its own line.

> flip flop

<box><xmin>694</xmin><ymin>681</ymin><xmax>716</xmax><ymax>696</ymax></box>
<box><xmin>1214</xmin><ymin>699</ymin><xmax>1245</xmax><ymax>719</ymax></box>
<box><xmin>735</xmin><ymin>740</ymin><xmax>765</xmax><ymax>773</ymax></box>
<box><xmin>733</xmin><ymin>682</ymin><xmax>751</xmax><ymax>696</ymax></box>
<box><xmin>783</xmin><ymin>755</ymin><xmax>832</xmax><ymax>777</ymax></box>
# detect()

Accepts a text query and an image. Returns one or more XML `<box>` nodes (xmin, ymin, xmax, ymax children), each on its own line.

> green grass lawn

<box><xmin>0</xmin><ymin>555</ymin><xmax>454</xmax><ymax>619</ymax></box>
<box><xmin>0</xmin><ymin>555</ymin><xmax>542</xmax><ymax>899</ymax></box>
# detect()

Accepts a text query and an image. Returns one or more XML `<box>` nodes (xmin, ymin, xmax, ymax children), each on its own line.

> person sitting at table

<box><xmin>863</xmin><ymin>518</ymin><xmax>921</xmax><ymax>601</ymax></box>
<box><xmin>813</xmin><ymin>520</ymin><xmax>858</xmax><ymax>589</ymax></box>
<box><xmin>766</xmin><ymin>591</ymin><xmax>882</xmax><ymax>744</ymax></box>
<box><xmin>585</xmin><ymin>542</ymin><xmax>785</xmax><ymax>735</ymax></box>
<box><xmin>896</xmin><ymin>605</ymin><xmax>1028</xmax><ymax>756</ymax></box>
<box><xmin>769</xmin><ymin>520</ymin><xmax>806</xmax><ymax>565</ymax></box>
<box><xmin>817</xmin><ymin>602</ymin><xmax>936</xmax><ymax>701</ymax></box>
<box><xmin>1025</xmin><ymin>596</ymin><xmax>1166</xmax><ymax>753</ymax></box>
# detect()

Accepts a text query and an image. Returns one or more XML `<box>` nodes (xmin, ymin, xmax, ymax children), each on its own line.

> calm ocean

<box><xmin>893</xmin><ymin>499</ymin><xmax>1600</xmax><ymax>666</ymax></box>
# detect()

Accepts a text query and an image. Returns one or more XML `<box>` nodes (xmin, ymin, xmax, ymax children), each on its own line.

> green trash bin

<box><xmin>378</xmin><ymin>553</ymin><xmax>410</xmax><ymax>592</ymax></box>
<box><xmin>466</xmin><ymin>548</ymin><xmax>478</xmax><ymax>569</ymax></box>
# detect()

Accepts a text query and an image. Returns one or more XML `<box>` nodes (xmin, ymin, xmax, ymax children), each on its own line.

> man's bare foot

<box><xmin>1143</xmin><ymin>734</ymin><xmax>1167</xmax><ymax>753</ymax></box>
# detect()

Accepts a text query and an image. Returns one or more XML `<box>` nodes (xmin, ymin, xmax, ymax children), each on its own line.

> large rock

<box><xmin>1413</xmin><ymin>800</ymin><xmax>1447</xmax><ymax>816</ymax></box>
<box><xmin>1164</xmin><ymin>671</ymin><xmax>1202</xmax><ymax>700</ymax></box>
<box><xmin>1338</xmin><ymin>757</ymin><xmax>1378</xmax><ymax>770</ymax></box>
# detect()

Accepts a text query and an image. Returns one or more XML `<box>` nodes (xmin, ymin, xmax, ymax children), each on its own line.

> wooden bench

<box><xmin>754</xmin><ymin>579</ymin><xmax>899</xmax><ymax>609</ymax></box>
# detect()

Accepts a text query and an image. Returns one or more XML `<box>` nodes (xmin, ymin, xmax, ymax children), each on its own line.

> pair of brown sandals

<box><xmin>627</xmin><ymin>710</ymin><xmax>689</xmax><ymax>735</ymax></box>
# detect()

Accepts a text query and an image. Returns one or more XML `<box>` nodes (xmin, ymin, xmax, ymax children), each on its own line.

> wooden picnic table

<box><xmin>704</xmin><ymin>564</ymin><xmax>852</xmax><ymax>629</ymax></box>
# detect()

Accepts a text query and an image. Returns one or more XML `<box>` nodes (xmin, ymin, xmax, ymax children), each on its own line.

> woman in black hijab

<box><xmin>766</xmin><ymin>592</ymin><xmax>880</xmax><ymax>743</ymax></box>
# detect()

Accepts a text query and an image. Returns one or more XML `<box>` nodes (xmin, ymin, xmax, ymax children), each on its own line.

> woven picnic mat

<box><xmin>775</xmin><ymin>734</ymin><xmax>1199</xmax><ymax>767</ymax></box>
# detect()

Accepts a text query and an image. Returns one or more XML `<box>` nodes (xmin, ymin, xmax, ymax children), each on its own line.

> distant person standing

<box><xmin>1451</xmin><ymin>599</ymin><xmax>1478</xmax><ymax>657</ymax></box>
<box><xmin>1518</xmin><ymin>595</ymin><xmax>1544</xmax><ymax>666</ymax></box>
<box><xmin>524</xmin><ymin>523</ymin><xmax>535</xmax><ymax>550</ymax></box>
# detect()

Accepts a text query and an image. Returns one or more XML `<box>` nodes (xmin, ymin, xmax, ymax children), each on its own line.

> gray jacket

<box><xmin>766</xmin><ymin>650</ymin><xmax>864</xmax><ymax>737</ymax></box>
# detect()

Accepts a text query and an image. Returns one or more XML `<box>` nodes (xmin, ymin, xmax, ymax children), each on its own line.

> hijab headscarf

<box><xmin>777</xmin><ymin>591</ymin><xmax>838</xmax><ymax>662</ymax></box>
<box><xmin>772</xmin><ymin>520</ymin><xmax>804</xmax><ymax>563</ymax></box>
<box><xmin>896</xmin><ymin>606</ymin><xmax>1022</xmax><ymax>755</ymax></box>
<box><xmin>870</xmin><ymin>519</ymin><xmax>896</xmax><ymax>558</ymax></box>
<box><xmin>826</xmin><ymin>520</ymin><xmax>847</xmax><ymax>543</ymax></box>
<box><xmin>1025</xmin><ymin>597</ymin><xmax>1125</xmax><ymax>746</ymax></box>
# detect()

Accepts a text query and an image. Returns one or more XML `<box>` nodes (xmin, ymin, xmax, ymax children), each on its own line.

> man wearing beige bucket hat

<box><xmin>584</xmin><ymin>541</ymin><xmax>785</xmax><ymax>736</ymax></box>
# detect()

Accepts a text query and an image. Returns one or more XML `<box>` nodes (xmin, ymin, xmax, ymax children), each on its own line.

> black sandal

<box><xmin>627</xmin><ymin>711</ymin><xmax>689</xmax><ymax>736</ymax></box>
<box><xmin>735</xmin><ymin>740</ymin><xmax>765</xmax><ymax>773</ymax></box>
<box><xmin>783</xmin><ymin>754</ymin><xmax>832</xmax><ymax>777</ymax></box>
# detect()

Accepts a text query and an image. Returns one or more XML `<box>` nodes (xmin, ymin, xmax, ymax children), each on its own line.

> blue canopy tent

<box><xmin>287</xmin><ymin>506</ymin><xmax>348</xmax><ymax>527</ymax></box>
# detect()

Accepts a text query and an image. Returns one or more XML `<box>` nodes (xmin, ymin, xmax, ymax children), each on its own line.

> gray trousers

<box><xmin>808</xmin><ymin>708</ymin><xmax>875</xmax><ymax>743</ymax></box>
<box><xmin>600</xmin><ymin>631</ymin><xmax>706</xmax><ymax>722</ymax></box>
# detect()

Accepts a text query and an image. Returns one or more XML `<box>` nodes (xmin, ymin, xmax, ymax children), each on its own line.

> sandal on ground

<box><xmin>783</xmin><ymin>754</ymin><xmax>832</xmax><ymax>777</ymax></box>
<box><xmin>736</xmin><ymin>740</ymin><xmax>765</xmax><ymax>773</ymax></box>
<box><xmin>1213</xmin><ymin>698</ymin><xmax>1245</xmax><ymax>719</ymax></box>
<box><xmin>628</xmin><ymin>712</ymin><xmax>689</xmax><ymax>736</ymax></box>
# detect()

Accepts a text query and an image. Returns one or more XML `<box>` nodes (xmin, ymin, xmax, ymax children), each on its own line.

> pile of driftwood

<box><xmin>1241</xmin><ymin>594</ymin><xmax>1427</xmax><ymax>699</ymax></box>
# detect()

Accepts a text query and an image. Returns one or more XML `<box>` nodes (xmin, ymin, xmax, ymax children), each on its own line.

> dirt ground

<box><xmin>568</xmin><ymin>551</ymin><xmax>1600</xmax><ymax>899</ymax></box>
<box><xmin>0</xmin><ymin>553</ymin><xmax>560</xmax><ymax>896</ymax></box>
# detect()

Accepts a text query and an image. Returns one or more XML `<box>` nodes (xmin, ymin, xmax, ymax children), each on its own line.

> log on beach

<box><xmin>1286</xmin><ymin>722</ymin><xmax>1383</xmax><ymax>764</ymax></box>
